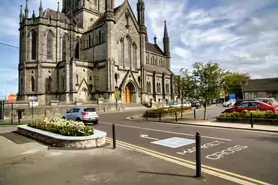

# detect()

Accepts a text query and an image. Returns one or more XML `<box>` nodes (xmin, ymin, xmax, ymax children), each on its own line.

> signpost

<box><xmin>8</xmin><ymin>94</ymin><xmax>17</xmax><ymax>124</ymax></box>
<box><xmin>114</xmin><ymin>90</ymin><xmax>121</xmax><ymax>110</ymax></box>
<box><xmin>28</xmin><ymin>96</ymin><xmax>37</xmax><ymax>118</ymax></box>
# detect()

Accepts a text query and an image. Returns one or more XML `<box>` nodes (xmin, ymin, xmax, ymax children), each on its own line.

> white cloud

<box><xmin>1</xmin><ymin>0</ymin><xmax>278</xmax><ymax>97</ymax></box>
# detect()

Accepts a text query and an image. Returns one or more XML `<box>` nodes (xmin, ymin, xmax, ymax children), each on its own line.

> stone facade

<box><xmin>18</xmin><ymin>0</ymin><xmax>174</xmax><ymax>105</ymax></box>
<box><xmin>242</xmin><ymin>78</ymin><xmax>278</xmax><ymax>100</ymax></box>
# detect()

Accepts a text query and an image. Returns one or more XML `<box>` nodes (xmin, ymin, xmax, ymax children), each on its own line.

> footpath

<box><xmin>129</xmin><ymin>115</ymin><xmax>278</xmax><ymax>133</ymax></box>
<box><xmin>0</xmin><ymin>127</ymin><xmax>236</xmax><ymax>185</ymax></box>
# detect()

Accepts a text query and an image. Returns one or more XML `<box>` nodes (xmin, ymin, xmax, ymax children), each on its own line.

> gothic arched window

<box><xmin>31</xmin><ymin>30</ymin><xmax>37</xmax><ymax>60</ymax></box>
<box><xmin>47</xmin><ymin>31</ymin><xmax>54</xmax><ymax>60</ymax></box>
<box><xmin>119</xmin><ymin>39</ymin><xmax>124</xmax><ymax>66</ymax></box>
<box><xmin>132</xmin><ymin>44</ymin><xmax>137</xmax><ymax>69</ymax></box>
<box><xmin>31</xmin><ymin>76</ymin><xmax>35</xmax><ymax>92</ymax></box>
<box><xmin>99</xmin><ymin>30</ymin><xmax>101</xmax><ymax>43</ymax></box>
<box><xmin>128</xmin><ymin>38</ymin><xmax>131</xmax><ymax>68</ymax></box>
<box><xmin>76</xmin><ymin>74</ymin><xmax>79</xmax><ymax>85</ymax></box>
<box><xmin>157</xmin><ymin>83</ymin><xmax>159</xmax><ymax>93</ymax></box>
<box><xmin>62</xmin><ymin>34</ymin><xmax>68</xmax><ymax>61</ymax></box>
<box><xmin>75</xmin><ymin>40</ymin><xmax>80</xmax><ymax>59</ymax></box>
<box><xmin>47</xmin><ymin>76</ymin><xmax>52</xmax><ymax>92</ymax></box>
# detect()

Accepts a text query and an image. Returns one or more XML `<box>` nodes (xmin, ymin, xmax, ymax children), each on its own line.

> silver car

<box><xmin>62</xmin><ymin>107</ymin><xmax>99</xmax><ymax>124</ymax></box>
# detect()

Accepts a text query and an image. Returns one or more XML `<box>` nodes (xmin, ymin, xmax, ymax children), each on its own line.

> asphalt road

<box><xmin>94</xmin><ymin>108</ymin><xmax>278</xmax><ymax>185</ymax></box>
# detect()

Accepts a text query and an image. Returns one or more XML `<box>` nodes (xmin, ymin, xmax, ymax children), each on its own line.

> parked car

<box><xmin>223</xmin><ymin>101</ymin><xmax>277</xmax><ymax>113</ymax></box>
<box><xmin>255</xmin><ymin>98</ymin><xmax>278</xmax><ymax>107</ymax></box>
<box><xmin>222</xmin><ymin>100</ymin><xmax>236</xmax><ymax>107</ymax></box>
<box><xmin>62</xmin><ymin>107</ymin><xmax>99</xmax><ymax>124</ymax></box>
<box><xmin>164</xmin><ymin>102</ymin><xmax>191</xmax><ymax>108</ymax></box>
<box><xmin>233</xmin><ymin>99</ymin><xmax>255</xmax><ymax>107</ymax></box>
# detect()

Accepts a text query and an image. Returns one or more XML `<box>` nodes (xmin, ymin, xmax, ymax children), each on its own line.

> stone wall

<box><xmin>3</xmin><ymin>103</ymin><xmax>125</xmax><ymax>120</ymax></box>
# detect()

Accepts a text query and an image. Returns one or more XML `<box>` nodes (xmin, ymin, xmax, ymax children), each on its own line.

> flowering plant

<box><xmin>28</xmin><ymin>117</ymin><xmax>94</xmax><ymax>136</ymax></box>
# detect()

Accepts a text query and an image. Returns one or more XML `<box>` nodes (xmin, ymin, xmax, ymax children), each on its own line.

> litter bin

<box><xmin>16</xmin><ymin>109</ymin><xmax>25</xmax><ymax>123</ymax></box>
<box><xmin>0</xmin><ymin>100</ymin><xmax>4</xmax><ymax>120</ymax></box>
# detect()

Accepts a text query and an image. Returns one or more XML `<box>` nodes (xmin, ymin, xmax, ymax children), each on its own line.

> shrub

<box><xmin>143</xmin><ymin>107</ymin><xmax>192</xmax><ymax>118</ymax></box>
<box><xmin>27</xmin><ymin>117</ymin><xmax>94</xmax><ymax>136</ymax></box>
<box><xmin>219</xmin><ymin>110</ymin><xmax>278</xmax><ymax>119</ymax></box>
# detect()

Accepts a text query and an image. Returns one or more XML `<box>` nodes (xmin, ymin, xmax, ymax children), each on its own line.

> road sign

<box><xmin>114</xmin><ymin>90</ymin><xmax>121</xmax><ymax>99</ymax></box>
<box><xmin>28</xmin><ymin>96</ymin><xmax>37</xmax><ymax>101</ymax></box>
<box><xmin>8</xmin><ymin>94</ymin><xmax>17</xmax><ymax>103</ymax></box>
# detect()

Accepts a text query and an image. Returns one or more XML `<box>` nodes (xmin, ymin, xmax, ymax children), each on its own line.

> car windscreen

<box><xmin>84</xmin><ymin>108</ymin><xmax>97</xmax><ymax>112</ymax></box>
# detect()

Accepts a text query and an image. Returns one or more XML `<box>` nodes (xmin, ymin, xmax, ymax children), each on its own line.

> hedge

<box><xmin>143</xmin><ymin>107</ymin><xmax>192</xmax><ymax>118</ymax></box>
<box><xmin>219</xmin><ymin>110</ymin><xmax>278</xmax><ymax>119</ymax></box>
<box><xmin>28</xmin><ymin>117</ymin><xmax>94</xmax><ymax>136</ymax></box>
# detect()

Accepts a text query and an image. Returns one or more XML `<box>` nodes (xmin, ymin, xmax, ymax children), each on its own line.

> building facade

<box><xmin>18</xmin><ymin>0</ymin><xmax>174</xmax><ymax>105</ymax></box>
<box><xmin>242</xmin><ymin>78</ymin><xmax>278</xmax><ymax>100</ymax></box>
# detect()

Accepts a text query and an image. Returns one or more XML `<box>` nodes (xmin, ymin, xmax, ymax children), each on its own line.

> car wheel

<box><xmin>94</xmin><ymin>121</ymin><xmax>98</xmax><ymax>125</ymax></box>
<box><xmin>62</xmin><ymin>116</ymin><xmax>65</xmax><ymax>119</ymax></box>
<box><xmin>76</xmin><ymin>118</ymin><xmax>81</xmax><ymax>122</ymax></box>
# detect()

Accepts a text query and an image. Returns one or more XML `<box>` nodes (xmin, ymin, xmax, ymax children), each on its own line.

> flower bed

<box><xmin>143</xmin><ymin>107</ymin><xmax>192</xmax><ymax>118</ymax></box>
<box><xmin>219</xmin><ymin>110</ymin><xmax>278</xmax><ymax>119</ymax></box>
<box><xmin>217</xmin><ymin>110</ymin><xmax>278</xmax><ymax>125</ymax></box>
<box><xmin>28</xmin><ymin>117</ymin><xmax>94</xmax><ymax>136</ymax></box>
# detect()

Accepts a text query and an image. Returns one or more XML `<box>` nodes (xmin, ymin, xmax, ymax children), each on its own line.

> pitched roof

<box><xmin>146</xmin><ymin>43</ymin><xmax>165</xmax><ymax>56</ymax></box>
<box><xmin>88</xmin><ymin>5</ymin><xmax>123</xmax><ymax>31</ymax></box>
<box><xmin>145</xmin><ymin>64</ymin><xmax>173</xmax><ymax>75</ymax></box>
<box><xmin>242</xmin><ymin>78</ymin><xmax>278</xmax><ymax>92</ymax></box>
<box><xmin>43</xmin><ymin>9</ymin><xmax>71</xmax><ymax>24</ymax></box>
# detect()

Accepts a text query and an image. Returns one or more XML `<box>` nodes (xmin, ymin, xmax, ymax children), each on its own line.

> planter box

<box><xmin>17</xmin><ymin>125</ymin><xmax>107</xmax><ymax>149</ymax></box>
<box><xmin>216</xmin><ymin>117</ymin><xmax>278</xmax><ymax>125</ymax></box>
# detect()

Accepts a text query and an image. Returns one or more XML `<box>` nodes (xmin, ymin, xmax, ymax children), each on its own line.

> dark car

<box><xmin>233</xmin><ymin>99</ymin><xmax>255</xmax><ymax>107</ymax></box>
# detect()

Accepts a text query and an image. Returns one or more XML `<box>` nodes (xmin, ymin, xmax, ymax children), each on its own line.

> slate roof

<box><xmin>88</xmin><ymin>5</ymin><xmax>123</xmax><ymax>30</ymax></box>
<box><xmin>43</xmin><ymin>9</ymin><xmax>71</xmax><ymax>24</ymax></box>
<box><xmin>146</xmin><ymin>43</ymin><xmax>165</xmax><ymax>56</ymax></box>
<box><xmin>145</xmin><ymin>64</ymin><xmax>173</xmax><ymax>75</ymax></box>
<box><xmin>242</xmin><ymin>78</ymin><xmax>278</xmax><ymax>92</ymax></box>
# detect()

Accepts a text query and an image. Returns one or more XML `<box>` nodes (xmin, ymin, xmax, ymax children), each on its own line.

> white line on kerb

<box><xmin>100</xmin><ymin>121</ymin><xmax>232</xmax><ymax>141</ymax></box>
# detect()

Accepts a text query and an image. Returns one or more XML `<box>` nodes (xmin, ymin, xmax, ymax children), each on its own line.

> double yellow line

<box><xmin>106</xmin><ymin>138</ymin><xmax>272</xmax><ymax>185</ymax></box>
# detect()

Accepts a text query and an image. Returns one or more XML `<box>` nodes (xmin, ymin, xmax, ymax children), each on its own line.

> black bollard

<box><xmin>175</xmin><ymin>111</ymin><xmax>178</xmax><ymax>122</ymax></box>
<box><xmin>194</xmin><ymin>109</ymin><xmax>196</xmax><ymax>119</ymax></box>
<box><xmin>112</xmin><ymin>124</ymin><xmax>116</xmax><ymax>149</ymax></box>
<box><xmin>251</xmin><ymin>113</ymin><xmax>253</xmax><ymax>128</ymax></box>
<box><xmin>195</xmin><ymin>132</ymin><xmax>201</xmax><ymax>178</ymax></box>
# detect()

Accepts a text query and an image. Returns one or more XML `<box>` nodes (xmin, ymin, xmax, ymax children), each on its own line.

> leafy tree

<box><xmin>193</xmin><ymin>62</ymin><xmax>226</xmax><ymax>120</ymax></box>
<box><xmin>222</xmin><ymin>72</ymin><xmax>250</xmax><ymax>99</ymax></box>
<box><xmin>176</xmin><ymin>69</ymin><xmax>198</xmax><ymax>118</ymax></box>
<box><xmin>174</xmin><ymin>76</ymin><xmax>181</xmax><ymax>99</ymax></box>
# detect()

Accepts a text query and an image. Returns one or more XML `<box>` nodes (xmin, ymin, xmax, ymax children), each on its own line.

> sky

<box><xmin>0</xmin><ymin>0</ymin><xmax>278</xmax><ymax>98</ymax></box>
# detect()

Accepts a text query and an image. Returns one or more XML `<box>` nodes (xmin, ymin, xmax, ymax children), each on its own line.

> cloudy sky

<box><xmin>0</xmin><ymin>0</ymin><xmax>278</xmax><ymax>98</ymax></box>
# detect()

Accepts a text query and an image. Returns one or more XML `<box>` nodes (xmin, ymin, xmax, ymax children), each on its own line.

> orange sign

<box><xmin>8</xmin><ymin>94</ymin><xmax>17</xmax><ymax>103</ymax></box>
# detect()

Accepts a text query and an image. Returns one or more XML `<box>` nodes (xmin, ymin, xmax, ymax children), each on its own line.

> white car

<box><xmin>222</xmin><ymin>100</ymin><xmax>236</xmax><ymax>107</ymax></box>
<box><xmin>62</xmin><ymin>107</ymin><xmax>99</xmax><ymax>124</ymax></box>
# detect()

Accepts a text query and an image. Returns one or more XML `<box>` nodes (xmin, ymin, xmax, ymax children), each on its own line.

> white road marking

<box><xmin>100</xmin><ymin>121</ymin><xmax>232</xmax><ymax>141</ymax></box>
<box><xmin>177</xmin><ymin>140</ymin><xmax>225</xmax><ymax>155</ymax></box>
<box><xmin>140</xmin><ymin>134</ymin><xmax>159</xmax><ymax>141</ymax></box>
<box><xmin>206</xmin><ymin>145</ymin><xmax>248</xmax><ymax>160</ymax></box>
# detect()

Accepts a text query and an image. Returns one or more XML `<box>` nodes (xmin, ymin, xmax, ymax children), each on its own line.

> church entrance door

<box><xmin>124</xmin><ymin>82</ymin><xmax>135</xmax><ymax>104</ymax></box>
<box><xmin>79</xmin><ymin>88</ymin><xmax>87</xmax><ymax>101</ymax></box>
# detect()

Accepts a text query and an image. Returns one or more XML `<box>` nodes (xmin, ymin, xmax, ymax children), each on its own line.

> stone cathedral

<box><xmin>18</xmin><ymin>0</ymin><xmax>174</xmax><ymax>105</ymax></box>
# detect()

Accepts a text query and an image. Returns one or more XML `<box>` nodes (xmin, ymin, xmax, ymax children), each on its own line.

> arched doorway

<box><xmin>79</xmin><ymin>88</ymin><xmax>87</xmax><ymax>101</ymax></box>
<box><xmin>124</xmin><ymin>82</ymin><xmax>135</xmax><ymax>104</ymax></box>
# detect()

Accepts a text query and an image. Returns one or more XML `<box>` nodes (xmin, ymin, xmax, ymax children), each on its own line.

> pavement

<box><xmin>1</xmin><ymin>107</ymin><xmax>278</xmax><ymax>184</ymax></box>
<box><xmin>0</xmin><ymin>127</ymin><xmax>236</xmax><ymax>185</ymax></box>
<box><xmin>94</xmin><ymin>108</ymin><xmax>278</xmax><ymax>185</ymax></box>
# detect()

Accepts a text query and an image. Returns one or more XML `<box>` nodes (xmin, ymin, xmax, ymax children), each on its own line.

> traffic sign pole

<box><xmin>11</xmin><ymin>103</ymin><xmax>13</xmax><ymax>124</ymax></box>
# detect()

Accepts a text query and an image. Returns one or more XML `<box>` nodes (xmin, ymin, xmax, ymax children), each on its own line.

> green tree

<box><xmin>178</xmin><ymin>69</ymin><xmax>198</xmax><ymax>118</ymax></box>
<box><xmin>193</xmin><ymin>62</ymin><xmax>225</xmax><ymax>120</ymax></box>
<box><xmin>222</xmin><ymin>72</ymin><xmax>250</xmax><ymax>99</ymax></box>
